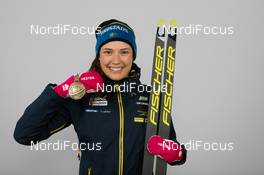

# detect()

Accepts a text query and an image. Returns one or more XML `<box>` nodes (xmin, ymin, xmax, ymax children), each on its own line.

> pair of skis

<box><xmin>142</xmin><ymin>20</ymin><xmax>177</xmax><ymax>175</ymax></box>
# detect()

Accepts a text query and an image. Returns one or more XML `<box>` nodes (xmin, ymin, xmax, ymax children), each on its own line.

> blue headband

<box><xmin>95</xmin><ymin>22</ymin><xmax>137</xmax><ymax>59</ymax></box>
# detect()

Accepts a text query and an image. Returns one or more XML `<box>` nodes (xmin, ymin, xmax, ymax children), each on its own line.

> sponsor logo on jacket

<box><xmin>89</xmin><ymin>97</ymin><xmax>108</xmax><ymax>106</ymax></box>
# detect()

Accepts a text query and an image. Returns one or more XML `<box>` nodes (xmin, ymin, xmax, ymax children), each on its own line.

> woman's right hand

<box><xmin>54</xmin><ymin>71</ymin><xmax>103</xmax><ymax>98</ymax></box>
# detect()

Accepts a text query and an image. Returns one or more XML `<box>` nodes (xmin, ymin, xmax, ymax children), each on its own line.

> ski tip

<box><xmin>157</xmin><ymin>20</ymin><xmax>165</xmax><ymax>27</ymax></box>
<box><xmin>171</xmin><ymin>20</ymin><xmax>177</xmax><ymax>27</ymax></box>
<box><xmin>157</xmin><ymin>20</ymin><xmax>177</xmax><ymax>27</ymax></box>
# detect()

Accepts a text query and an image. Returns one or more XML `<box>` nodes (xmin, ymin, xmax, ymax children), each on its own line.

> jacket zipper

<box><xmin>88</xmin><ymin>167</ymin><xmax>91</xmax><ymax>175</ymax></box>
<box><xmin>116</xmin><ymin>85</ymin><xmax>124</xmax><ymax>175</ymax></box>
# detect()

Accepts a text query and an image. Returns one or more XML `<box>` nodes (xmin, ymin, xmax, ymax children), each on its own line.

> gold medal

<box><xmin>68</xmin><ymin>74</ymin><xmax>86</xmax><ymax>100</ymax></box>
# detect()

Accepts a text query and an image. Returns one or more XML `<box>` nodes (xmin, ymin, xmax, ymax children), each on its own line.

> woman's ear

<box><xmin>97</xmin><ymin>55</ymin><xmax>100</xmax><ymax>62</ymax></box>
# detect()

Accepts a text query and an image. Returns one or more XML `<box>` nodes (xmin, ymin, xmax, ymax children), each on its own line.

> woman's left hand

<box><xmin>147</xmin><ymin>135</ymin><xmax>184</xmax><ymax>164</ymax></box>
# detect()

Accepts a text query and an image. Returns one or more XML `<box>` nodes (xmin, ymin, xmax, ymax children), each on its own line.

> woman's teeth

<box><xmin>109</xmin><ymin>67</ymin><xmax>122</xmax><ymax>71</ymax></box>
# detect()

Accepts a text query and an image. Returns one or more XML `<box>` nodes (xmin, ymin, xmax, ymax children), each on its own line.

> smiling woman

<box><xmin>14</xmin><ymin>19</ymin><xmax>186</xmax><ymax>175</ymax></box>
<box><xmin>89</xmin><ymin>19</ymin><xmax>137</xmax><ymax>82</ymax></box>
<box><xmin>99</xmin><ymin>41</ymin><xmax>133</xmax><ymax>81</ymax></box>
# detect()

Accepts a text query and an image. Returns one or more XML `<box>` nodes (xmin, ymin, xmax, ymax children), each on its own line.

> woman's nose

<box><xmin>111</xmin><ymin>52</ymin><xmax>121</xmax><ymax>63</ymax></box>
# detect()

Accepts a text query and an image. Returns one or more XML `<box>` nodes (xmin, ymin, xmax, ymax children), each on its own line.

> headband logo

<box><xmin>110</xmin><ymin>32</ymin><xmax>118</xmax><ymax>38</ymax></box>
<box><xmin>100</xmin><ymin>25</ymin><xmax>129</xmax><ymax>36</ymax></box>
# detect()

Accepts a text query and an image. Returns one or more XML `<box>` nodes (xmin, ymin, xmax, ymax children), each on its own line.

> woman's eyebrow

<box><xmin>102</xmin><ymin>47</ymin><xmax>130</xmax><ymax>50</ymax></box>
<box><xmin>120</xmin><ymin>48</ymin><xmax>130</xmax><ymax>50</ymax></box>
<box><xmin>102</xmin><ymin>48</ymin><xmax>112</xmax><ymax>50</ymax></box>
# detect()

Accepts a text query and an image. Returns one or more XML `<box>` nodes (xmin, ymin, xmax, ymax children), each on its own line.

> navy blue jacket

<box><xmin>14</xmin><ymin>65</ymin><xmax>186</xmax><ymax>175</ymax></box>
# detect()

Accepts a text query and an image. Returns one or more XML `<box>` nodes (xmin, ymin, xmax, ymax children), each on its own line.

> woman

<box><xmin>14</xmin><ymin>19</ymin><xmax>186</xmax><ymax>175</ymax></box>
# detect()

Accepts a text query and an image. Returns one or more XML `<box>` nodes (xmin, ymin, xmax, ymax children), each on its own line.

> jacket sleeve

<box><xmin>169</xmin><ymin>120</ymin><xmax>187</xmax><ymax>166</ymax></box>
<box><xmin>13</xmin><ymin>84</ymin><xmax>72</xmax><ymax>145</ymax></box>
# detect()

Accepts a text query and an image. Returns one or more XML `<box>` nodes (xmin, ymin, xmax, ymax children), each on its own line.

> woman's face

<box><xmin>99</xmin><ymin>41</ymin><xmax>133</xmax><ymax>81</ymax></box>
